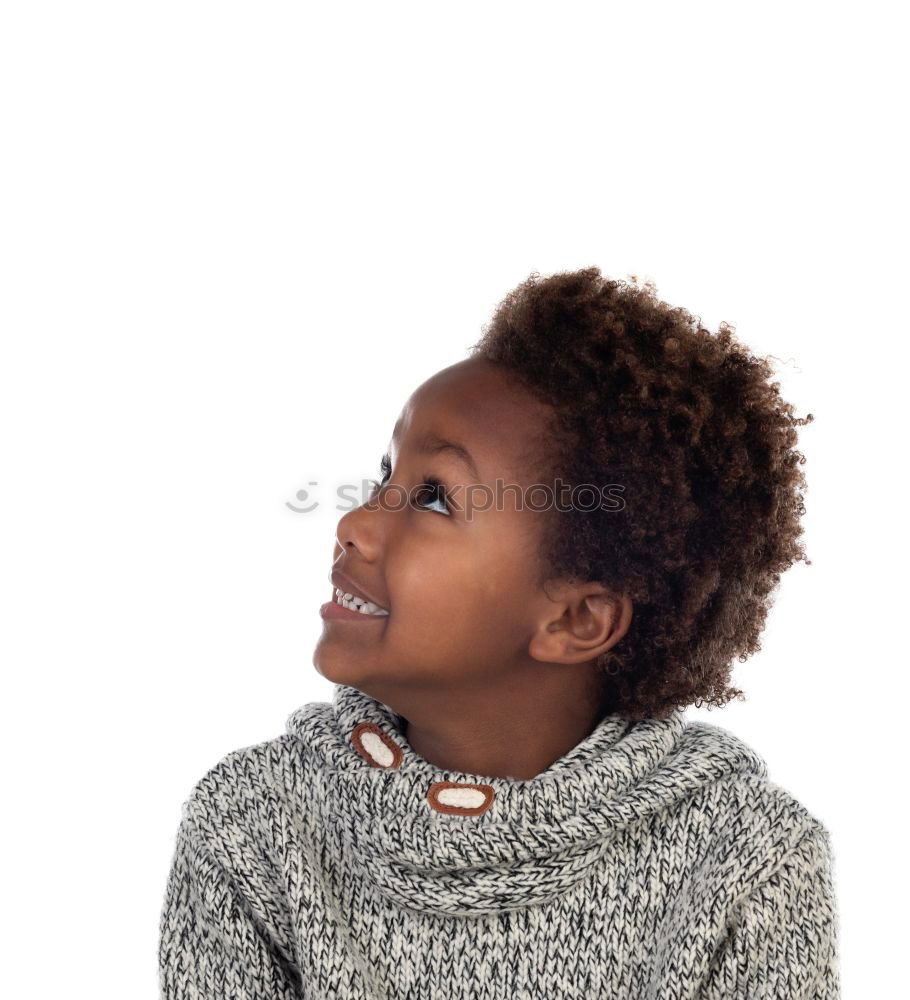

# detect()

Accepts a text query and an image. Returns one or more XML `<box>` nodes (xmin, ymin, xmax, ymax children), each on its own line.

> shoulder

<box><xmin>172</xmin><ymin>694</ymin><xmax>346</xmax><ymax>854</ymax></box>
<box><xmin>681</xmin><ymin>717</ymin><xmax>831</xmax><ymax>826</ymax></box>
<box><xmin>175</xmin><ymin>732</ymin><xmax>308</xmax><ymax>861</ymax></box>
<box><xmin>186</xmin><ymin>731</ymin><xmax>303</xmax><ymax>792</ymax></box>
<box><xmin>690</xmin><ymin>764</ymin><xmax>842</xmax><ymax>995</ymax></box>
<box><xmin>161</xmin><ymin>736</ymin><xmax>309</xmax><ymax>990</ymax></box>
<box><xmin>673</xmin><ymin>718</ymin><xmax>836</xmax><ymax>893</ymax></box>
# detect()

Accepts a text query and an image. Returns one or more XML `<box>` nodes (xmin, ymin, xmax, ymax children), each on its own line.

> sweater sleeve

<box><xmin>158</xmin><ymin>807</ymin><xmax>304</xmax><ymax>1000</ymax></box>
<box><xmin>698</xmin><ymin>826</ymin><xmax>841</xmax><ymax>999</ymax></box>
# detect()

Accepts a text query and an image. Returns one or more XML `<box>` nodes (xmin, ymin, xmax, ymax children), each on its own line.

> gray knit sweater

<box><xmin>158</xmin><ymin>683</ymin><xmax>841</xmax><ymax>998</ymax></box>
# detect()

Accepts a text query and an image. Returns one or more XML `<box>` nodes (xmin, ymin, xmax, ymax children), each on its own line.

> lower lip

<box><xmin>320</xmin><ymin>600</ymin><xmax>389</xmax><ymax>621</ymax></box>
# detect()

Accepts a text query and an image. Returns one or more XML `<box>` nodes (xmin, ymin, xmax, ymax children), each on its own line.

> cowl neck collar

<box><xmin>285</xmin><ymin>683</ymin><xmax>764</xmax><ymax>917</ymax></box>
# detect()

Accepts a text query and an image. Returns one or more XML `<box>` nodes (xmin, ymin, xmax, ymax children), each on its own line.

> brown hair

<box><xmin>470</xmin><ymin>267</ymin><xmax>813</xmax><ymax>721</ymax></box>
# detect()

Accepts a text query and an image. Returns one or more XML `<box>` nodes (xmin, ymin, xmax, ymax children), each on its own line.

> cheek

<box><xmin>389</xmin><ymin>530</ymin><xmax>533</xmax><ymax>625</ymax></box>
<box><xmin>391</xmin><ymin>541</ymin><xmax>481</xmax><ymax>617</ymax></box>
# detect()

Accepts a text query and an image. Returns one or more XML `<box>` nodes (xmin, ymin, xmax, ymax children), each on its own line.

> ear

<box><xmin>528</xmin><ymin>580</ymin><xmax>633</xmax><ymax>665</ymax></box>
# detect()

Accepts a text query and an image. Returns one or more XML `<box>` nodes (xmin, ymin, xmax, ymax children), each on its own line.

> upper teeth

<box><xmin>334</xmin><ymin>588</ymin><xmax>389</xmax><ymax>616</ymax></box>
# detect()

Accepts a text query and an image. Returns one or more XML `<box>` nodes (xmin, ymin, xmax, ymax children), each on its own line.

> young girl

<box><xmin>158</xmin><ymin>268</ymin><xmax>840</xmax><ymax>998</ymax></box>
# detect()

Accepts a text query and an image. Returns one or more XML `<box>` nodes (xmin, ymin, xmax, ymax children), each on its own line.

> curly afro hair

<box><xmin>468</xmin><ymin>267</ymin><xmax>814</xmax><ymax>722</ymax></box>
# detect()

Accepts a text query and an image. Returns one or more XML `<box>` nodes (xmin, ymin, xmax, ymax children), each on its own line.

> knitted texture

<box><xmin>158</xmin><ymin>683</ymin><xmax>841</xmax><ymax>998</ymax></box>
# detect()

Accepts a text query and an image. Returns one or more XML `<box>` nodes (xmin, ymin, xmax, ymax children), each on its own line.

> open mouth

<box><xmin>331</xmin><ymin>587</ymin><xmax>390</xmax><ymax>617</ymax></box>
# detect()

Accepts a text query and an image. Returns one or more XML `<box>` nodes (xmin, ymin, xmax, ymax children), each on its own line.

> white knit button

<box><xmin>351</xmin><ymin>721</ymin><xmax>403</xmax><ymax>769</ymax></box>
<box><xmin>427</xmin><ymin>780</ymin><xmax>495</xmax><ymax>816</ymax></box>
<box><xmin>360</xmin><ymin>731</ymin><xmax>394</xmax><ymax>767</ymax></box>
<box><xmin>438</xmin><ymin>787</ymin><xmax>487</xmax><ymax>809</ymax></box>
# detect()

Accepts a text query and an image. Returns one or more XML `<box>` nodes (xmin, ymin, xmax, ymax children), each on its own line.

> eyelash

<box><xmin>370</xmin><ymin>454</ymin><xmax>451</xmax><ymax>515</ymax></box>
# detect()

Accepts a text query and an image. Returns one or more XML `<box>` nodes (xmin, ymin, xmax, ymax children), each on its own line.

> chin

<box><xmin>312</xmin><ymin>642</ymin><xmax>370</xmax><ymax>687</ymax></box>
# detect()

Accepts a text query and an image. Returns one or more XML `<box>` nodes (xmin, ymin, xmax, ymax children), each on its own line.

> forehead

<box><xmin>391</xmin><ymin>358</ymin><xmax>553</xmax><ymax>482</ymax></box>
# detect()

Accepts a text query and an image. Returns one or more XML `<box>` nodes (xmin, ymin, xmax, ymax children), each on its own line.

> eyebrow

<box><xmin>390</xmin><ymin>424</ymin><xmax>481</xmax><ymax>480</ymax></box>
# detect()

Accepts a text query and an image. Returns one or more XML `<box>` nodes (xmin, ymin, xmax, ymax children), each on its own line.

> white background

<box><xmin>1</xmin><ymin>2</ymin><xmax>906</xmax><ymax>995</ymax></box>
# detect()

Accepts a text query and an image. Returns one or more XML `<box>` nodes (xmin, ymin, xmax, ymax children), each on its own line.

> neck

<box><xmin>385</xmin><ymin>664</ymin><xmax>608</xmax><ymax>780</ymax></box>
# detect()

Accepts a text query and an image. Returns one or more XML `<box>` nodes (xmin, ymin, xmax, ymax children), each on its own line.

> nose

<box><xmin>334</xmin><ymin>496</ymin><xmax>383</xmax><ymax>564</ymax></box>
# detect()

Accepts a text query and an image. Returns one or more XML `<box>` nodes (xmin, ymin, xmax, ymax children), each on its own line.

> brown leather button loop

<box><xmin>351</xmin><ymin>721</ymin><xmax>404</xmax><ymax>769</ymax></box>
<box><xmin>427</xmin><ymin>780</ymin><xmax>496</xmax><ymax>816</ymax></box>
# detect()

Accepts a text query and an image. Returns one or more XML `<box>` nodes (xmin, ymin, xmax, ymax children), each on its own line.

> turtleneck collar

<box><xmin>285</xmin><ymin>683</ymin><xmax>765</xmax><ymax>918</ymax></box>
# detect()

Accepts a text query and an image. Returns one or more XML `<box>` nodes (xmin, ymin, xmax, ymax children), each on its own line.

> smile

<box><xmin>332</xmin><ymin>588</ymin><xmax>389</xmax><ymax>616</ymax></box>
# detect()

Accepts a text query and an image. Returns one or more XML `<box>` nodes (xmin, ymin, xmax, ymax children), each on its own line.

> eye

<box><xmin>412</xmin><ymin>476</ymin><xmax>451</xmax><ymax>516</ymax></box>
<box><xmin>369</xmin><ymin>455</ymin><xmax>451</xmax><ymax>516</ymax></box>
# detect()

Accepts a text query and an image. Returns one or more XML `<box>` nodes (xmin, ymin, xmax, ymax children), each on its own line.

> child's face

<box><xmin>313</xmin><ymin>356</ymin><xmax>571</xmax><ymax>700</ymax></box>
